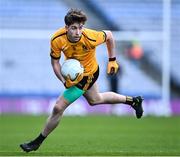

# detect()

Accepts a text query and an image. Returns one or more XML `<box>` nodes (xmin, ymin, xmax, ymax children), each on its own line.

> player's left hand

<box><xmin>107</xmin><ymin>59</ymin><xmax>119</xmax><ymax>75</ymax></box>
<box><xmin>64</xmin><ymin>73</ymin><xmax>83</xmax><ymax>88</ymax></box>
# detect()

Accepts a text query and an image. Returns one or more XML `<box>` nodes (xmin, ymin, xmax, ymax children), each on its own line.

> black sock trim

<box><xmin>32</xmin><ymin>133</ymin><xmax>46</xmax><ymax>144</ymax></box>
<box><xmin>125</xmin><ymin>96</ymin><xmax>134</xmax><ymax>105</ymax></box>
<box><xmin>109</xmin><ymin>57</ymin><xmax>116</xmax><ymax>61</ymax></box>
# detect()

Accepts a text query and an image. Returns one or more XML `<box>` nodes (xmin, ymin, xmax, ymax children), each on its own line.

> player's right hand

<box><xmin>64</xmin><ymin>73</ymin><xmax>83</xmax><ymax>88</ymax></box>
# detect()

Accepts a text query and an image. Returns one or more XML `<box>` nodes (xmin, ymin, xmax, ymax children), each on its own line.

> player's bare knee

<box><xmin>53</xmin><ymin>105</ymin><xmax>64</xmax><ymax>115</ymax></box>
<box><xmin>88</xmin><ymin>100</ymin><xmax>97</xmax><ymax>106</ymax></box>
<box><xmin>88</xmin><ymin>94</ymin><xmax>103</xmax><ymax>106</ymax></box>
<box><xmin>87</xmin><ymin>97</ymin><xmax>101</xmax><ymax>106</ymax></box>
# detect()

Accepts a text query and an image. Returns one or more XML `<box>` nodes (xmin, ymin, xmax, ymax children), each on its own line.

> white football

<box><xmin>61</xmin><ymin>59</ymin><xmax>84</xmax><ymax>81</ymax></box>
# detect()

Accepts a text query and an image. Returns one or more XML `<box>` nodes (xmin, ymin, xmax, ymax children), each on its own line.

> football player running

<box><xmin>20</xmin><ymin>8</ymin><xmax>143</xmax><ymax>153</ymax></box>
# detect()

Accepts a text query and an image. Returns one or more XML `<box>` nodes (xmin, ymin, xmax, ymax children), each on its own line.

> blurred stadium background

<box><xmin>0</xmin><ymin>0</ymin><xmax>180</xmax><ymax>116</ymax></box>
<box><xmin>0</xmin><ymin>0</ymin><xmax>180</xmax><ymax>156</ymax></box>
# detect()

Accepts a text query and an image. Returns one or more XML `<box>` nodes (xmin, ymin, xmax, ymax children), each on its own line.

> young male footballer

<box><xmin>20</xmin><ymin>8</ymin><xmax>143</xmax><ymax>152</ymax></box>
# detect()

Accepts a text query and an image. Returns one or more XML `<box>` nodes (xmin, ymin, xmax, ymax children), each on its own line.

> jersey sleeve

<box><xmin>50</xmin><ymin>39</ymin><xmax>61</xmax><ymax>59</ymax></box>
<box><xmin>83</xmin><ymin>29</ymin><xmax>107</xmax><ymax>47</ymax></box>
<box><xmin>95</xmin><ymin>31</ymin><xmax>107</xmax><ymax>46</ymax></box>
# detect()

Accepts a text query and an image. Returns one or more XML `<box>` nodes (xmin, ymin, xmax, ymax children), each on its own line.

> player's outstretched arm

<box><xmin>104</xmin><ymin>30</ymin><xmax>116</xmax><ymax>58</ymax></box>
<box><xmin>104</xmin><ymin>31</ymin><xmax>119</xmax><ymax>75</ymax></box>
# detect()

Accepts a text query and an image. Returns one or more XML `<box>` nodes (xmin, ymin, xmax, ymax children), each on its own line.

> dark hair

<box><xmin>64</xmin><ymin>8</ymin><xmax>87</xmax><ymax>26</ymax></box>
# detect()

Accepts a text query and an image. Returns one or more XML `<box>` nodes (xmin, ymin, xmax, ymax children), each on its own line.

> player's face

<box><xmin>66</xmin><ymin>23</ymin><xmax>84</xmax><ymax>42</ymax></box>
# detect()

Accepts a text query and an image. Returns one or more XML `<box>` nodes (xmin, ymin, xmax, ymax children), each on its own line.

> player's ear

<box><xmin>65</xmin><ymin>25</ymin><xmax>69</xmax><ymax>30</ymax></box>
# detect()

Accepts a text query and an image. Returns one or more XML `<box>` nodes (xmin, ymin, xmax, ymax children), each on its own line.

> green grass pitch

<box><xmin>0</xmin><ymin>114</ymin><xmax>180</xmax><ymax>156</ymax></box>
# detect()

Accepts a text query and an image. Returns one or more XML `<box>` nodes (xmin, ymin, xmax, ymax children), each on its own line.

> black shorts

<box><xmin>76</xmin><ymin>67</ymin><xmax>99</xmax><ymax>91</ymax></box>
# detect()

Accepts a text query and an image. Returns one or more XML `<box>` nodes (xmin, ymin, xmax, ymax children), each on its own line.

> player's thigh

<box><xmin>83</xmin><ymin>82</ymin><xmax>101</xmax><ymax>103</ymax></box>
<box><xmin>54</xmin><ymin>96</ymin><xmax>70</xmax><ymax>113</ymax></box>
<box><xmin>53</xmin><ymin>86</ymin><xmax>85</xmax><ymax>113</ymax></box>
